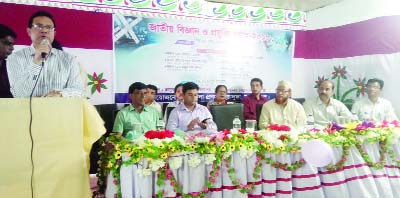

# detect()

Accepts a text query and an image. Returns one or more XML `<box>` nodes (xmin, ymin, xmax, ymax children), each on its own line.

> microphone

<box><xmin>40</xmin><ymin>38</ymin><xmax>49</xmax><ymax>59</ymax></box>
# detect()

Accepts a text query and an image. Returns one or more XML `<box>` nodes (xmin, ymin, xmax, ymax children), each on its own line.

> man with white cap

<box><xmin>259</xmin><ymin>80</ymin><xmax>307</xmax><ymax>129</ymax></box>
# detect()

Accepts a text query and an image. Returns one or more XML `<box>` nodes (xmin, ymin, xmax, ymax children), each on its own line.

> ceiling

<box><xmin>206</xmin><ymin>0</ymin><xmax>343</xmax><ymax>12</ymax></box>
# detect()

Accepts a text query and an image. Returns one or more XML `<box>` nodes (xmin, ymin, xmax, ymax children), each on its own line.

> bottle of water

<box><xmin>232</xmin><ymin>116</ymin><xmax>241</xmax><ymax>130</ymax></box>
<box><xmin>156</xmin><ymin>118</ymin><xmax>165</xmax><ymax>130</ymax></box>
<box><xmin>362</xmin><ymin>112</ymin><xmax>370</xmax><ymax>122</ymax></box>
<box><xmin>306</xmin><ymin>114</ymin><xmax>315</xmax><ymax>128</ymax></box>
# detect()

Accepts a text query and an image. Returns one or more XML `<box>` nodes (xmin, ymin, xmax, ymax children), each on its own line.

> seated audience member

<box><xmin>303</xmin><ymin>80</ymin><xmax>352</xmax><ymax>126</ymax></box>
<box><xmin>113</xmin><ymin>82</ymin><xmax>161</xmax><ymax>136</ymax></box>
<box><xmin>7</xmin><ymin>11</ymin><xmax>83</xmax><ymax>97</ymax></box>
<box><xmin>259</xmin><ymin>80</ymin><xmax>306</xmax><ymax>129</ymax></box>
<box><xmin>164</xmin><ymin>83</ymin><xmax>184</xmax><ymax>121</ymax></box>
<box><xmin>145</xmin><ymin>84</ymin><xmax>162</xmax><ymax>115</ymax></box>
<box><xmin>243</xmin><ymin>78</ymin><xmax>268</xmax><ymax>120</ymax></box>
<box><xmin>166</xmin><ymin>82</ymin><xmax>217</xmax><ymax>132</ymax></box>
<box><xmin>352</xmin><ymin>78</ymin><xmax>398</xmax><ymax>122</ymax></box>
<box><xmin>207</xmin><ymin>85</ymin><xmax>232</xmax><ymax>110</ymax></box>
<box><xmin>0</xmin><ymin>24</ymin><xmax>16</xmax><ymax>98</ymax></box>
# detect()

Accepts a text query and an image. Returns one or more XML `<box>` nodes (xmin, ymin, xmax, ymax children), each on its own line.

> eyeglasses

<box><xmin>32</xmin><ymin>24</ymin><xmax>55</xmax><ymax>32</ymax></box>
<box><xmin>276</xmin><ymin>89</ymin><xmax>290</xmax><ymax>93</ymax></box>
<box><xmin>318</xmin><ymin>87</ymin><xmax>332</xmax><ymax>92</ymax></box>
<box><xmin>367</xmin><ymin>85</ymin><xmax>381</xmax><ymax>90</ymax></box>
<box><xmin>0</xmin><ymin>40</ymin><xmax>14</xmax><ymax>47</ymax></box>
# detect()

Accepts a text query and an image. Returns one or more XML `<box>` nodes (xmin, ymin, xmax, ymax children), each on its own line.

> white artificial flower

<box><xmin>222</xmin><ymin>150</ymin><xmax>233</xmax><ymax>159</ymax></box>
<box><xmin>188</xmin><ymin>155</ymin><xmax>202</xmax><ymax>168</ymax></box>
<box><xmin>367</xmin><ymin>131</ymin><xmax>379</xmax><ymax>140</ymax></box>
<box><xmin>297</xmin><ymin>138</ymin><xmax>307</xmax><ymax>146</ymax></box>
<box><xmin>239</xmin><ymin>148</ymin><xmax>255</xmax><ymax>158</ymax></box>
<box><xmin>392</xmin><ymin>128</ymin><xmax>400</xmax><ymax>143</ymax></box>
<box><xmin>133</xmin><ymin>136</ymin><xmax>146</xmax><ymax>147</ymax></box>
<box><xmin>175</xmin><ymin>136</ymin><xmax>187</xmax><ymax>146</ymax></box>
<box><xmin>204</xmin><ymin>154</ymin><xmax>216</xmax><ymax>165</ymax></box>
<box><xmin>137</xmin><ymin>168</ymin><xmax>152</xmax><ymax>177</ymax></box>
<box><xmin>195</xmin><ymin>136</ymin><xmax>210</xmax><ymax>143</ymax></box>
<box><xmin>230</xmin><ymin>129</ymin><xmax>239</xmax><ymax>134</ymax></box>
<box><xmin>273</xmin><ymin>139</ymin><xmax>284</xmax><ymax>148</ymax></box>
<box><xmin>168</xmin><ymin>157</ymin><xmax>183</xmax><ymax>170</ymax></box>
<box><xmin>151</xmin><ymin>139</ymin><xmax>162</xmax><ymax>147</ymax></box>
<box><xmin>149</xmin><ymin>159</ymin><xmax>165</xmax><ymax>171</ymax></box>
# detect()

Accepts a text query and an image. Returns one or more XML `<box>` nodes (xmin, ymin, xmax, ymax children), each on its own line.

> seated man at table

<box><xmin>243</xmin><ymin>78</ymin><xmax>268</xmax><ymax>120</ymax></box>
<box><xmin>166</xmin><ymin>82</ymin><xmax>217</xmax><ymax>132</ymax></box>
<box><xmin>145</xmin><ymin>84</ymin><xmax>162</xmax><ymax>115</ymax></box>
<box><xmin>259</xmin><ymin>80</ymin><xmax>307</xmax><ymax>129</ymax></box>
<box><xmin>351</xmin><ymin>78</ymin><xmax>398</xmax><ymax>122</ymax></box>
<box><xmin>164</xmin><ymin>83</ymin><xmax>184</xmax><ymax>121</ymax></box>
<box><xmin>303</xmin><ymin>80</ymin><xmax>352</xmax><ymax>126</ymax></box>
<box><xmin>113</xmin><ymin>82</ymin><xmax>160</xmax><ymax>137</ymax></box>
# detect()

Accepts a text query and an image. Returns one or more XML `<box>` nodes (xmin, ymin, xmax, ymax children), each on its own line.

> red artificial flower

<box><xmin>278</xmin><ymin>134</ymin><xmax>289</xmax><ymax>141</ymax></box>
<box><xmin>266</xmin><ymin>124</ymin><xmax>291</xmax><ymax>132</ymax></box>
<box><xmin>238</xmin><ymin>129</ymin><xmax>247</xmax><ymax>134</ymax></box>
<box><xmin>144</xmin><ymin>130</ymin><xmax>174</xmax><ymax>139</ymax></box>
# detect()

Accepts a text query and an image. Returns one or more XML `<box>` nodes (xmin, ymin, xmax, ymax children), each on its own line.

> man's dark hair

<box><xmin>215</xmin><ymin>85</ymin><xmax>227</xmax><ymax>93</ymax></box>
<box><xmin>28</xmin><ymin>11</ymin><xmax>56</xmax><ymax>28</ymax></box>
<box><xmin>367</xmin><ymin>78</ymin><xmax>384</xmax><ymax>89</ymax></box>
<box><xmin>250</xmin><ymin>78</ymin><xmax>263</xmax><ymax>86</ymax></box>
<box><xmin>128</xmin><ymin>82</ymin><xmax>146</xmax><ymax>94</ymax></box>
<box><xmin>174</xmin><ymin>83</ymin><xmax>183</xmax><ymax>94</ymax></box>
<box><xmin>321</xmin><ymin>80</ymin><xmax>335</xmax><ymax>90</ymax></box>
<box><xmin>0</xmin><ymin>24</ymin><xmax>17</xmax><ymax>39</ymax></box>
<box><xmin>182</xmin><ymin>82</ymin><xmax>199</xmax><ymax>94</ymax></box>
<box><xmin>146</xmin><ymin>84</ymin><xmax>158</xmax><ymax>94</ymax></box>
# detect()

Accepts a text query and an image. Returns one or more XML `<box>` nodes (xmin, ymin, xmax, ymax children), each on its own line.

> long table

<box><xmin>104</xmin><ymin>140</ymin><xmax>400</xmax><ymax>197</ymax></box>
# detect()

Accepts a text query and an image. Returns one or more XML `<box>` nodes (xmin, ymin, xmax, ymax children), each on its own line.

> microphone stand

<box><xmin>28</xmin><ymin>57</ymin><xmax>45</xmax><ymax>198</ymax></box>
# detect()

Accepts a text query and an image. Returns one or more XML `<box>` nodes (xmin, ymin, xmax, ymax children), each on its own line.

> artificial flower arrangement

<box><xmin>94</xmin><ymin>121</ymin><xmax>400</xmax><ymax>198</ymax></box>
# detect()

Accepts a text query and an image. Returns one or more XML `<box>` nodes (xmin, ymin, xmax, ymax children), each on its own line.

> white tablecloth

<box><xmin>106</xmin><ymin>142</ymin><xmax>400</xmax><ymax>198</ymax></box>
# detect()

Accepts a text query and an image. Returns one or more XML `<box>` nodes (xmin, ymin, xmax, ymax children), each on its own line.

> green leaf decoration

<box><xmin>87</xmin><ymin>74</ymin><xmax>94</xmax><ymax>81</ymax></box>
<box><xmin>91</xmin><ymin>85</ymin><xmax>97</xmax><ymax>94</ymax></box>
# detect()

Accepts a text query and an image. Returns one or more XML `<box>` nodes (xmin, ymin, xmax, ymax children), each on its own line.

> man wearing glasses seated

<box><xmin>351</xmin><ymin>78</ymin><xmax>398</xmax><ymax>122</ymax></box>
<box><xmin>259</xmin><ymin>80</ymin><xmax>307</xmax><ymax>129</ymax></box>
<box><xmin>7</xmin><ymin>11</ymin><xmax>83</xmax><ymax>97</ymax></box>
<box><xmin>303</xmin><ymin>80</ymin><xmax>352</xmax><ymax>126</ymax></box>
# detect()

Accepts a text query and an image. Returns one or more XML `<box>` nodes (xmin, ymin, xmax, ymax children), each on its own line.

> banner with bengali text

<box><xmin>114</xmin><ymin>15</ymin><xmax>294</xmax><ymax>103</ymax></box>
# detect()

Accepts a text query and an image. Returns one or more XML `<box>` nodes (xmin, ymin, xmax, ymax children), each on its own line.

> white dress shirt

<box><xmin>166</xmin><ymin>103</ymin><xmax>217</xmax><ymax>132</ymax></box>
<box><xmin>352</xmin><ymin>97</ymin><xmax>398</xmax><ymax>122</ymax></box>
<box><xmin>7</xmin><ymin>46</ymin><xmax>83</xmax><ymax>97</ymax></box>
<box><xmin>259</xmin><ymin>98</ymin><xmax>307</xmax><ymax>129</ymax></box>
<box><xmin>303</xmin><ymin>97</ymin><xmax>352</xmax><ymax>126</ymax></box>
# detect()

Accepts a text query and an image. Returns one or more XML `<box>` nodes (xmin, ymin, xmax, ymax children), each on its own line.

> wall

<box><xmin>306</xmin><ymin>0</ymin><xmax>400</xmax><ymax>30</ymax></box>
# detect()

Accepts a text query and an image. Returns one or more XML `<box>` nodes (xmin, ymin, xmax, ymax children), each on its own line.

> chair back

<box><xmin>165</xmin><ymin>106</ymin><xmax>175</xmax><ymax>124</ymax></box>
<box><xmin>211</xmin><ymin>103</ymin><xmax>244</xmax><ymax>131</ymax></box>
<box><xmin>256</xmin><ymin>104</ymin><xmax>263</xmax><ymax>130</ymax></box>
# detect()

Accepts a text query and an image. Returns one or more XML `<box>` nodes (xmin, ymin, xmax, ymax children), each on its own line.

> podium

<box><xmin>0</xmin><ymin>98</ymin><xmax>106</xmax><ymax>198</ymax></box>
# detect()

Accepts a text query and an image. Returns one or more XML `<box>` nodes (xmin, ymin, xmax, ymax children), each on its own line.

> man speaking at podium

<box><xmin>7</xmin><ymin>11</ymin><xmax>83</xmax><ymax>97</ymax></box>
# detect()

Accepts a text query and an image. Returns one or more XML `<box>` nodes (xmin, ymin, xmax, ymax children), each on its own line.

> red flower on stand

<box><xmin>144</xmin><ymin>130</ymin><xmax>174</xmax><ymax>139</ymax></box>
<box><xmin>266</xmin><ymin>124</ymin><xmax>291</xmax><ymax>132</ymax></box>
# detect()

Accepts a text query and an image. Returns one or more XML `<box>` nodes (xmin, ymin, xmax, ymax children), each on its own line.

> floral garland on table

<box><xmin>94</xmin><ymin>121</ymin><xmax>400</xmax><ymax>197</ymax></box>
<box><xmin>257</xmin><ymin>124</ymin><xmax>306</xmax><ymax>171</ymax></box>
